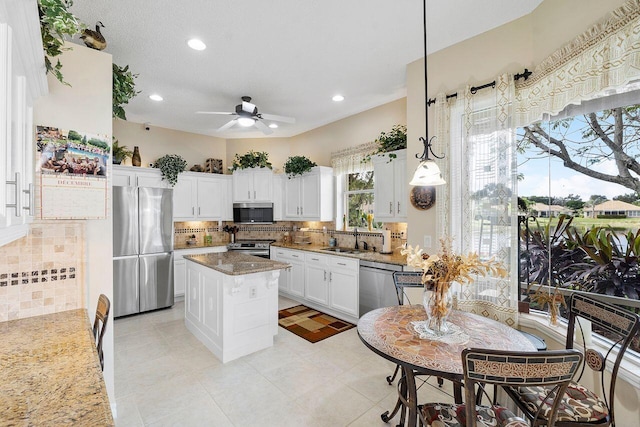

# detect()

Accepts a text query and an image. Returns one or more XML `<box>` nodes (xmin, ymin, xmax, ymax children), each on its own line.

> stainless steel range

<box><xmin>227</xmin><ymin>239</ymin><xmax>275</xmax><ymax>258</ymax></box>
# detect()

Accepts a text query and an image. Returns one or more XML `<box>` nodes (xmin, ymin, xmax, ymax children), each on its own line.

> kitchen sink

<box><xmin>321</xmin><ymin>247</ymin><xmax>361</xmax><ymax>254</ymax></box>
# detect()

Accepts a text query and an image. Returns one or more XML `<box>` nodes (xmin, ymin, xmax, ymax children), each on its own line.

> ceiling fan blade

<box><xmin>241</xmin><ymin>101</ymin><xmax>257</xmax><ymax>114</ymax></box>
<box><xmin>260</xmin><ymin>113</ymin><xmax>296</xmax><ymax>124</ymax></box>
<box><xmin>196</xmin><ymin>111</ymin><xmax>235</xmax><ymax>115</ymax></box>
<box><xmin>254</xmin><ymin>120</ymin><xmax>273</xmax><ymax>135</ymax></box>
<box><xmin>216</xmin><ymin>119</ymin><xmax>238</xmax><ymax>132</ymax></box>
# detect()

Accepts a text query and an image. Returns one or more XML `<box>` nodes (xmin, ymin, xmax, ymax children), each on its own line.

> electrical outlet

<box><xmin>249</xmin><ymin>286</ymin><xmax>257</xmax><ymax>298</ymax></box>
<box><xmin>424</xmin><ymin>235</ymin><xmax>432</xmax><ymax>248</ymax></box>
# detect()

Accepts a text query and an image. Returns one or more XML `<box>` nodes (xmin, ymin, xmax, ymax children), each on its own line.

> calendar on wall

<box><xmin>36</xmin><ymin>125</ymin><xmax>109</xmax><ymax>219</ymax></box>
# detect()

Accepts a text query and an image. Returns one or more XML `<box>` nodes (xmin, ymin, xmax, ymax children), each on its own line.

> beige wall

<box><xmin>406</xmin><ymin>0</ymin><xmax>627</xmax><ymax>248</ymax></box>
<box><xmin>34</xmin><ymin>43</ymin><xmax>115</xmax><ymax>407</ymax></box>
<box><xmin>113</xmin><ymin>120</ymin><xmax>227</xmax><ymax>172</ymax></box>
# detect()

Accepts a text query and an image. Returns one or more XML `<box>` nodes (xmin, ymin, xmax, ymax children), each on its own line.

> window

<box><xmin>517</xmin><ymin>97</ymin><xmax>640</xmax><ymax>352</ymax></box>
<box><xmin>343</xmin><ymin>171</ymin><xmax>374</xmax><ymax>229</ymax></box>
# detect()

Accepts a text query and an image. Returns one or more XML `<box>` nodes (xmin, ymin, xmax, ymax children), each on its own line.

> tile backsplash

<box><xmin>174</xmin><ymin>220</ymin><xmax>407</xmax><ymax>252</ymax></box>
<box><xmin>0</xmin><ymin>222</ymin><xmax>84</xmax><ymax>322</ymax></box>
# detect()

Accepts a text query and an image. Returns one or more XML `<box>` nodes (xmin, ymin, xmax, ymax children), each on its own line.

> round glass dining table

<box><xmin>358</xmin><ymin>305</ymin><xmax>536</xmax><ymax>427</ymax></box>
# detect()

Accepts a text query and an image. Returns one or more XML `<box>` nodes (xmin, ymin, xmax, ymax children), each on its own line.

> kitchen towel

<box><xmin>382</xmin><ymin>229</ymin><xmax>392</xmax><ymax>253</ymax></box>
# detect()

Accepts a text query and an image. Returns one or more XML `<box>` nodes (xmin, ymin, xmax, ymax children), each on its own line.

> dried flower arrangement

<box><xmin>401</xmin><ymin>238</ymin><xmax>507</xmax><ymax>323</ymax></box>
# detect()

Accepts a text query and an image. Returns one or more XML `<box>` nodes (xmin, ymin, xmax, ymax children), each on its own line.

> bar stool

<box><xmin>93</xmin><ymin>294</ymin><xmax>111</xmax><ymax>371</ymax></box>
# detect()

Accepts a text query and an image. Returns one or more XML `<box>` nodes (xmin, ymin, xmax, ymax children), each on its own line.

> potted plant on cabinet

<box><xmin>283</xmin><ymin>155</ymin><xmax>317</xmax><ymax>178</ymax></box>
<box><xmin>364</xmin><ymin>124</ymin><xmax>407</xmax><ymax>162</ymax></box>
<box><xmin>111</xmin><ymin>138</ymin><xmax>132</xmax><ymax>165</ymax></box>
<box><xmin>230</xmin><ymin>150</ymin><xmax>272</xmax><ymax>171</ymax></box>
<box><xmin>154</xmin><ymin>154</ymin><xmax>187</xmax><ymax>186</ymax></box>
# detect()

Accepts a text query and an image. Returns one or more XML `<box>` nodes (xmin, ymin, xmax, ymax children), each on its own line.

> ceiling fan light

<box><xmin>409</xmin><ymin>160</ymin><xmax>446</xmax><ymax>186</ymax></box>
<box><xmin>237</xmin><ymin>117</ymin><xmax>255</xmax><ymax>127</ymax></box>
<box><xmin>268</xmin><ymin>123</ymin><xmax>278</xmax><ymax>129</ymax></box>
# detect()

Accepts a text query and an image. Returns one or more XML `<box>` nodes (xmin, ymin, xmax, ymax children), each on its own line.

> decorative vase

<box><xmin>422</xmin><ymin>283</ymin><xmax>453</xmax><ymax>335</ymax></box>
<box><xmin>132</xmin><ymin>146</ymin><xmax>141</xmax><ymax>167</ymax></box>
<box><xmin>549</xmin><ymin>302</ymin><xmax>561</xmax><ymax>326</ymax></box>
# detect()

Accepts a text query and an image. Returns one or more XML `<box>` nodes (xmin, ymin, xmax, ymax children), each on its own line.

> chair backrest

<box><xmin>392</xmin><ymin>271</ymin><xmax>423</xmax><ymax>305</ymax></box>
<box><xmin>565</xmin><ymin>293</ymin><xmax>640</xmax><ymax>424</ymax></box>
<box><xmin>462</xmin><ymin>348</ymin><xmax>583</xmax><ymax>427</ymax></box>
<box><xmin>93</xmin><ymin>294</ymin><xmax>111</xmax><ymax>371</ymax></box>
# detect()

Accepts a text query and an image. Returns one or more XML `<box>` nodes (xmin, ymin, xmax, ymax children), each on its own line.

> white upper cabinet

<box><xmin>0</xmin><ymin>0</ymin><xmax>48</xmax><ymax>247</ymax></box>
<box><xmin>173</xmin><ymin>172</ymin><xmax>229</xmax><ymax>221</ymax></box>
<box><xmin>232</xmin><ymin>168</ymin><xmax>274</xmax><ymax>203</ymax></box>
<box><xmin>284</xmin><ymin>166</ymin><xmax>334</xmax><ymax>221</ymax></box>
<box><xmin>373</xmin><ymin>150</ymin><xmax>407</xmax><ymax>222</ymax></box>
<box><xmin>112</xmin><ymin>165</ymin><xmax>168</xmax><ymax>188</ymax></box>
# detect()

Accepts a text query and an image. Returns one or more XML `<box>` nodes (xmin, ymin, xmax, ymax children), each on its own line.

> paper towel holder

<box><xmin>379</xmin><ymin>230</ymin><xmax>393</xmax><ymax>254</ymax></box>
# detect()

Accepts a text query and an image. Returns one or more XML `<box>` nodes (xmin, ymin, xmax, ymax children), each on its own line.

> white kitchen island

<box><xmin>183</xmin><ymin>252</ymin><xmax>289</xmax><ymax>363</ymax></box>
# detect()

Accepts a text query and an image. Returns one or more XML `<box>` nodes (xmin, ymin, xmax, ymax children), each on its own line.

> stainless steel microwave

<box><xmin>232</xmin><ymin>203</ymin><xmax>274</xmax><ymax>224</ymax></box>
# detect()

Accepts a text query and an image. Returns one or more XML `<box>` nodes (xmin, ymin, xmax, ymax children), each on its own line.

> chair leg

<box><xmin>387</xmin><ymin>364</ymin><xmax>401</xmax><ymax>385</ymax></box>
<box><xmin>437</xmin><ymin>376</ymin><xmax>443</xmax><ymax>388</ymax></box>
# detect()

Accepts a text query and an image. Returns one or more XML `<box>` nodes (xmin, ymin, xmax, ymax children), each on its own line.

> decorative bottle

<box><xmin>132</xmin><ymin>146</ymin><xmax>141</xmax><ymax>167</ymax></box>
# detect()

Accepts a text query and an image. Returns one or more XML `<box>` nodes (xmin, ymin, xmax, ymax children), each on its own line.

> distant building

<box><xmin>583</xmin><ymin>200</ymin><xmax>640</xmax><ymax>218</ymax></box>
<box><xmin>530</xmin><ymin>203</ymin><xmax>571</xmax><ymax>218</ymax></box>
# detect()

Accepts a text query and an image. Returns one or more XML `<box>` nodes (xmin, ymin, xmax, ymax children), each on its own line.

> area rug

<box><xmin>278</xmin><ymin>305</ymin><xmax>356</xmax><ymax>343</ymax></box>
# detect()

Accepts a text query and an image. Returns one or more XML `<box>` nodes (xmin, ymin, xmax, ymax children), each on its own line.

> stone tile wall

<box><xmin>0</xmin><ymin>222</ymin><xmax>84</xmax><ymax>322</ymax></box>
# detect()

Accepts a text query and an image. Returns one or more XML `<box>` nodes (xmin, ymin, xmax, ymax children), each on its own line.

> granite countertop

<box><xmin>271</xmin><ymin>242</ymin><xmax>407</xmax><ymax>266</ymax></box>
<box><xmin>0</xmin><ymin>309</ymin><xmax>114</xmax><ymax>426</ymax></box>
<box><xmin>184</xmin><ymin>251</ymin><xmax>289</xmax><ymax>275</ymax></box>
<box><xmin>174</xmin><ymin>244</ymin><xmax>228</xmax><ymax>251</ymax></box>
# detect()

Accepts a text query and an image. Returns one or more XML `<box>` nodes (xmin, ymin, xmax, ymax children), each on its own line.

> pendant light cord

<box><xmin>423</xmin><ymin>0</ymin><xmax>429</xmax><ymax>139</ymax></box>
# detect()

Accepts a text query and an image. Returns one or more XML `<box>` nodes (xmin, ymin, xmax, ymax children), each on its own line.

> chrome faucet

<box><xmin>354</xmin><ymin>227</ymin><xmax>359</xmax><ymax>250</ymax></box>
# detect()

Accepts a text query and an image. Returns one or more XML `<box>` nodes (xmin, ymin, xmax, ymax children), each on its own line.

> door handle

<box><xmin>248</xmin><ymin>190</ymin><xmax>251</xmax><ymax>199</ymax></box>
<box><xmin>253</xmin><ymin>190</ymin><xmax>256</xmax><ymax>199</ymax></box>
<box><xmin>324</xmin><ymin>270</ymin><xmax>326</xmax><ymax>281</ymax></box>
<box><xmin>300</xmin><ymin>207</ymin><xmax>303</xmax><ymax>216</ymax></box>
<box><xmin>136</xmin><ymin>176</ymin><xmax>139</xmax><ymax>186</ymax></box>
<box><xmin>297</xmin><ymin>206</ymin><xmax>299</xmax><ymax>215</ymax></box>
<box><xmin>329</xmin><ymin>272</ymin><xmax>332</xmax><ymax>281</ymax></box>
<box><xmin>389</xmin><ymin>202</ymin><xmax>392</xmax><ymax>214</ymax></box>
<box><xmin>192</xmin><ymin>207</ymin><xmax>194</xmax><ymax>215</ymax></box>
<box><xmin>397</xmin><ymin>201</ymin><xmax>400</xmax><ymax>213</ymax></box>
<box><xmin>22</xmin><ymin>183</ymin><xmax>34</xmax><ymax>216</ymax></box>
<box><xmin>198</xmin><ymin>207</ymin><xmax>201</xmax><ymax>215</ymax></box>
<box><xmin>6</xmin><ymin>172</ymin><xmax>21</xmax><ymax>217</ymax></box>
<box><xmin>128</xmin><ymin>176</ymin><xmax>131</xmax><ymax>186</ymax></box>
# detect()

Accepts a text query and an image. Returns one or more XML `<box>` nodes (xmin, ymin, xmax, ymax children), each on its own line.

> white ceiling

<box><xmin>70</xmin><ymin>0</ymin><xmax>541</xmax><ymax>139</ymax></box>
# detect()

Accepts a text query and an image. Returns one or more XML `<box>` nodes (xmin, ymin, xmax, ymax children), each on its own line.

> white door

<box><xmin>329</xmin><ymin>268</ymin><xmax>359</xmax><ymax>316</ymax></box>
<box><xmin>197</xmin><ymin>177</ymin><xmax>223</xmax><ymax>219</ymax></box>
<box><xmin>301</xmin><ymin>173</ymin><xmax>320</xmax><ymax>219</ymax></box>
<box><xmin>305</xmin><ymin>264</ymin><xmax>329</xmax><ymax>306</ymax></box>
<box><xmin>232</xmin><ymin>171</ymin><xmax>253</xmax><ymax>202</ymax></box>
<box><xmin>252</xmin><ymin>169</ymin><xmax>273</xmax><ymax>201</ymax></box>
<box><xmin>174</xmin><ymin>259</ymin><xmax>186</xmax><ymax>297</ymax></box>
<box><xmin>394</xmin><ymin>156</ymin><xmax>407</xmax><ymax>219</ymax></box>
<box><xmin>288</xmin><ymin>258</ymin><xmax>305</xmax><ymax>298</ymax></box>
<box><xmin>136</xmin><ymin>171</ymin><xmax>168</xmax><ymax>188</ymax></box>
<box><xmin>112</xmin><ymin>169</ymin><xmax>135</xmax><ymax>187</ymax></box>
<box><xmin>374</xmin><ymin>158</ymin><xmax>395</xmax><ymax>220</ymax></box>
<box><xmin>284</xmin><ymin>177</ymin><xmax>301</xmax><ymax>218</ymax></box>
<box><xmin>173</xmin><ymin>176</ymin><xmax>196</xmax><ymax>219</ymax></box>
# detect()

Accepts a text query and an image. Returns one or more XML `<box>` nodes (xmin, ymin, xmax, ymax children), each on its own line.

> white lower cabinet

<box><xmin>305</xmin><ymin>254</ymin><xmax>329</xmax><ymax>305</ymax></box>
<box><xmin>271</xmin><ymin>246</ymin><xmax>359</xmax><ymax>323</ymax></box>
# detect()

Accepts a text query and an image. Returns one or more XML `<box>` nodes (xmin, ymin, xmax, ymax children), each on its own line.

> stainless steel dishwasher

<box><xmin>359</xmin><ymin>260</ymin><xmax>403</xmax><ymax>316</ymax></box>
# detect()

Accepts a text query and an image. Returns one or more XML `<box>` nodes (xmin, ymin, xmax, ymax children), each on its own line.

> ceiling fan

<box><xmin>197</xmin><ymin>96</ymin><xmax>295</xmax><ymax>135</ymax></box>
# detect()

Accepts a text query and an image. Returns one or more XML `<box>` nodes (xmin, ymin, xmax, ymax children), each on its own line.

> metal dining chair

<box><xmin>387</xmin><ymin>271</ymin><xmax>426</xmax><ymax>385</ymax></box>
<box><xmin>419</xmin><ymin>347</ymin><xmax>583</xmax><ymax>427</ymax></box>
<box><xmin>504</xmin><ymin>293</ymin><xmax>640</xmax><ymax>426</ymax></box>
<box><xmin>93</xmin><ymin>294</ymin><xmax>111</xmax><ymax>371</ymax></box>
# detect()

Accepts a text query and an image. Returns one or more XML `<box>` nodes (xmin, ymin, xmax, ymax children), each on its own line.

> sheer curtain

<box><xmin>437</xmin><ymin>74</ymin><xmax>519</xmax><ymax>327</ymax></box>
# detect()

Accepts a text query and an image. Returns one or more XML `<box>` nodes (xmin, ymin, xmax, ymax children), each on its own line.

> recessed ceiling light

<box><xmin>187</xmin><ymin>38</ymin><xmax>206</xmax><ymax>51</ymax></box>
<box><xmin>332</xmin><ymin>94</ymin><xmax>345</xmax><ymax>102</ymax></box>
<box><xmin>149</xmin><ymin>94</ymin><xmax>163</xmax><ymax>101</ymax></box>
<box><xmin>269</xmin><ymin>123</ymin><xmax>278</xmax><ymax>129</ymax></box>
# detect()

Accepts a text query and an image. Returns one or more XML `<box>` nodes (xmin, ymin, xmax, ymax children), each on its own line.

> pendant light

<box><xmin>410</xmin><ymin>0</ymin><xmax>446</xmax><ymax>187</ymax></box>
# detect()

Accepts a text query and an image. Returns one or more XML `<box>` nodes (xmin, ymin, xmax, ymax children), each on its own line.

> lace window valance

<box><xmin>330</xmin><ymin>141</ymin><xmax>377</xmax><ymax>175</ymax></box>
<box><xmin>514</xmin><ymin>0</ymin><xmax>640</xmax><ymax>126</ymax></box>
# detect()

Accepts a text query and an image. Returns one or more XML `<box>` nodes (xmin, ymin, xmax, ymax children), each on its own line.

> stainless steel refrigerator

<box><xmin>113</xmin><ymin>186</ymin><xmax>174</xmax><ymax>317</ymax></box>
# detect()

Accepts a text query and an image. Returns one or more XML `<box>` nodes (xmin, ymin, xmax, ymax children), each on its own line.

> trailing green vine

<box><xmin>38</xmin><ymin>0</ymin><xmax>83</xmax><ymax>86</ymax></box>
<box><xmin>113</xmin><ymin>63</ymin><xmax>140</xmax><ymax>120</ymax></box>
<box><xmin>363</xmin><ymin>124</ymin><xmax>407</xmax><ymax>162</ymax></box>
<box><xmin>230</xmin><ymin>151</ymin><xmax>272</xmax><ymax>171</ymax></box>
<box><xmin>155</xmin><ymin>154</ymin><xmax>187</xmax><ymax>186</ymax></box>
<box><xmin>284</xmin><ymin>155</ymin><xmax>317</xmax><ymax>178</ymax></box>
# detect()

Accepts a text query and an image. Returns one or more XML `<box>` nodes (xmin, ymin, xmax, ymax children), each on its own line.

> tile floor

<box><xmin>113</xmin><ymin>296</ymin><xmax>455</xmax><ymax>426</ymax></box>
